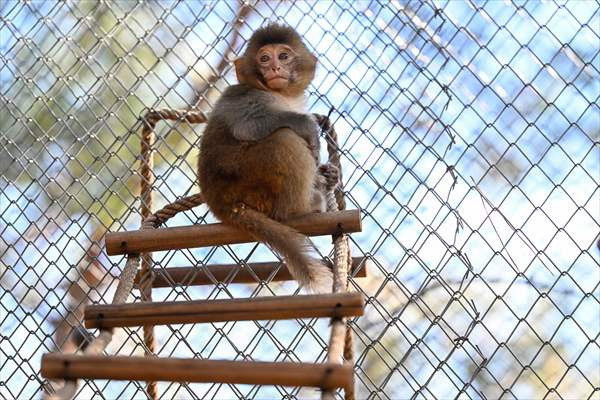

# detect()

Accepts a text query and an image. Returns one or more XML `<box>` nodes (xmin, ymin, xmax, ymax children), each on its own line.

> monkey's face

<box><xmin>255</xmin><ymin>44</ymin><xmax>296</xmax><ymax>90</ymax></box>
<box><xmin>235</xmin><ymin>24</ymin><xmax>316</xmax><ymax>96</ymax></box>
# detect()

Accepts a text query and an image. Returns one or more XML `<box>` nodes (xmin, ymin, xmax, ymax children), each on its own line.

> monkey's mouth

<box><xmin>266</xmin><ymin>75</ymin><xmax>288</xmax><ymax>82</ymax></box>
<box><xmin>265</xmin><ymin>76</ymin><xmax>289</xmax><ymax>89</ymax></box>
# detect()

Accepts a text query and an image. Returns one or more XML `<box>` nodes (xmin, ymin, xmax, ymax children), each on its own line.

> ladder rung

<box><xmin>40</xmin><ymin>354</ymin><xmax>353</xmax><ymax>389</ymax></box>
<box><xmin>136</xmin><ymin>257</ymin><xmax>369</xmax><ymax>288</ymax></box>
<box><xmin>84</xmin><ymin>292</ymin><xmax>364</xmax><ymax>329</ymax></box>
<box><xmin>105</xmin><ymin>210</ymin><xmax>362</xmax><ymax>255</ymax></box>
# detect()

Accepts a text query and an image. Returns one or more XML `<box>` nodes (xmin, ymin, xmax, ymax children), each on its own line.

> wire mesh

<box><xmin>1</xmin><ymin>1</ymin><xmax>599</xmax><ymax>399</ymax></box>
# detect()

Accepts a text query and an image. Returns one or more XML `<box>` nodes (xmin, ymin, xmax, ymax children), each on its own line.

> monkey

<box><xmin>198</xmin><ymin>23</ymin><xmax>338</xmax><ymax>293</ymax></box>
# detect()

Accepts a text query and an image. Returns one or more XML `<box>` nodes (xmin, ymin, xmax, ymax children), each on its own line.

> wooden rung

<box><xmin>136</xmin><ymin>257</ymin><xmax>369</xmax><ymax>288</ymax></box>
<box><xmin>41</xmin><ymin>354</ymin><xmax>353</xmax><ymax>389</ymax></box>
<box><xmin>105</xmin><ymin>209</ymin><xmax>361</xmax><ymax>255</ymax></box>
<box><xmin>84</xmin><ymin>292</ymin><xmax>364</xmax><ymax>329</ymax></box>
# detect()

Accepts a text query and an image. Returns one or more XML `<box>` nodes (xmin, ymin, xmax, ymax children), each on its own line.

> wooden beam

<box><xmin>84</xmin><ymin>292</ymin><xmax>364</xmax><ymax>329</ymax></box>
<box><xmin>41</xmin><ymin>354</ymin><xmax>353</xmax><ymax>390</ymax></box>
<box><xmin>137</xmin><ymin>257</ymin><xmax>369</xmax><ymax>288</ymax></box>
<box><xmin>105</xmin><ymin>210</ymin><xmax>361</xmax><ymax>255</ymax></box>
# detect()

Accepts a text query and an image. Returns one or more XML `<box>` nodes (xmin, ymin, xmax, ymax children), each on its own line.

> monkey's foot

<box><xmin>318</xmin><ymin>163</ymin><xmax>339</xmax><ymax>189</ymax></box>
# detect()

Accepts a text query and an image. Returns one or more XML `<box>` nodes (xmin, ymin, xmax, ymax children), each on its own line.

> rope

<box><xmin>318</xmin><ymin>114</ymin><xmax>356</xmax><ymax>400</ymax></box>
<box><xmin>139</xmin><ymin>109</ymin><xmax>207</xmax><ymax>399</ymax></box>
<box><xmin>321</xmin><ymin>188</ymin><xmax>350</xmax><ymax>400</ymax></box>
<box><xmin>143</xmin><ymin>108</ymin><xmax>208</xmax><ymax>125</ymax></box>
<box><xmin>139</xmin><ymin>111</ymin><xmax>157</xmax><ymax>400</ymax></box>
<box><xmin>142</xmin><ymin>193</ymin><xmax>205</xmax><ymax>229</ymax></box>
<box><xmin>342</xmin><ymin>243</ymin><xmax>356</xmax><ymax>400</ymax></box>
<box><xmin>315</xmin><ymin>113</ymin><xmax>346</xmax><ymax>211</ymax></box>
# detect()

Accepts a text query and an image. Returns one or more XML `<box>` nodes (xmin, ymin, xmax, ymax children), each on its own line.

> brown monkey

<box><xmin>198</xmin><ymin>23</ymin><xmax>337</xmax><ymax>293</ymax></box>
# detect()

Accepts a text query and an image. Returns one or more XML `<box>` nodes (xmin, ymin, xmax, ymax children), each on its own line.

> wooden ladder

<box><xmin>40</xmin><ymin>110</ymin><xmax>365</xmax><ymax>399</ymax></box>
<box><xmin>41</xmin><ymin>211</ymin><xmax>364</xmax><ymax>398</ymax></box>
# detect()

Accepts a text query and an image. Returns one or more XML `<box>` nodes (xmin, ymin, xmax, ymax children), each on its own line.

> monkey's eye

<box><xmin>279</xmin><ymin>52</ymin><xmax>289</xmax><ymax>61</ymax></box>
<box><xmin>259</xmin><ymin>54</ymin><xmax>270</xmax><ymax>63</ymax></box>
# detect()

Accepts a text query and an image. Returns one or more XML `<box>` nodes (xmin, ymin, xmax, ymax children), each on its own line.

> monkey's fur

<box><xmin>198</xmin><ymin>24</ymin><xmax>335</xmax><ymax>293</ymax></box>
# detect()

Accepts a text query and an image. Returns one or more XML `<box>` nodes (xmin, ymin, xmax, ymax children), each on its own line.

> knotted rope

<box><xmin>316</xmin><ymin>114</ymin><xmax>356</xmax><ymax>400</ymax></box>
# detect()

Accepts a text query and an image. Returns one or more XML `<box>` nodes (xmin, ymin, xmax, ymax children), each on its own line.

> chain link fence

<box><xmin>1</xmin><ymin>1</ymin><xmax>599</xmax><ymax>399</ymax></box>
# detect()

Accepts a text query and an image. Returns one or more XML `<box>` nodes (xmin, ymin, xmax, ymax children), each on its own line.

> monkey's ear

<box><xmin>234</xmin><ymin>57</ymin><xmax>247</xmax><ymax>84</ymax></box>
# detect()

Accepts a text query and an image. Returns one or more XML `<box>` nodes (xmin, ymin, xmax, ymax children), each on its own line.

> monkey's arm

<box><xmin>234</xmin><ymin>110</ymin><xmax>317</xmax><ymax>143</ymax></box>
<box><xmin>216</xmin><ymin>88</ymin><xmax>319</xmax><ymax>145</ymax></box>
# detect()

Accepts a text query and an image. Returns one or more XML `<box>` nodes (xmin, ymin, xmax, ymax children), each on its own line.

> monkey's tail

<box><xmin>228</xmin><ymin>205</ymin><xmax>333</xmax><ymax>293</ymax></box>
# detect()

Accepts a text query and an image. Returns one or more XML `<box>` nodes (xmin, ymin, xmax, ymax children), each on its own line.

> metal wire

<box><xmin>1</xmin><ymin>1</ymin><xmax>599</xmax><ymax>400</ymax></box>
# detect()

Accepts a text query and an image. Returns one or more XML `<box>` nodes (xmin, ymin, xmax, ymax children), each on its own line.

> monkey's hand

<box><xmin>318</xmin><ymin>163</ymin><xmax>339</xmax><ymax>190</ymax></box>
